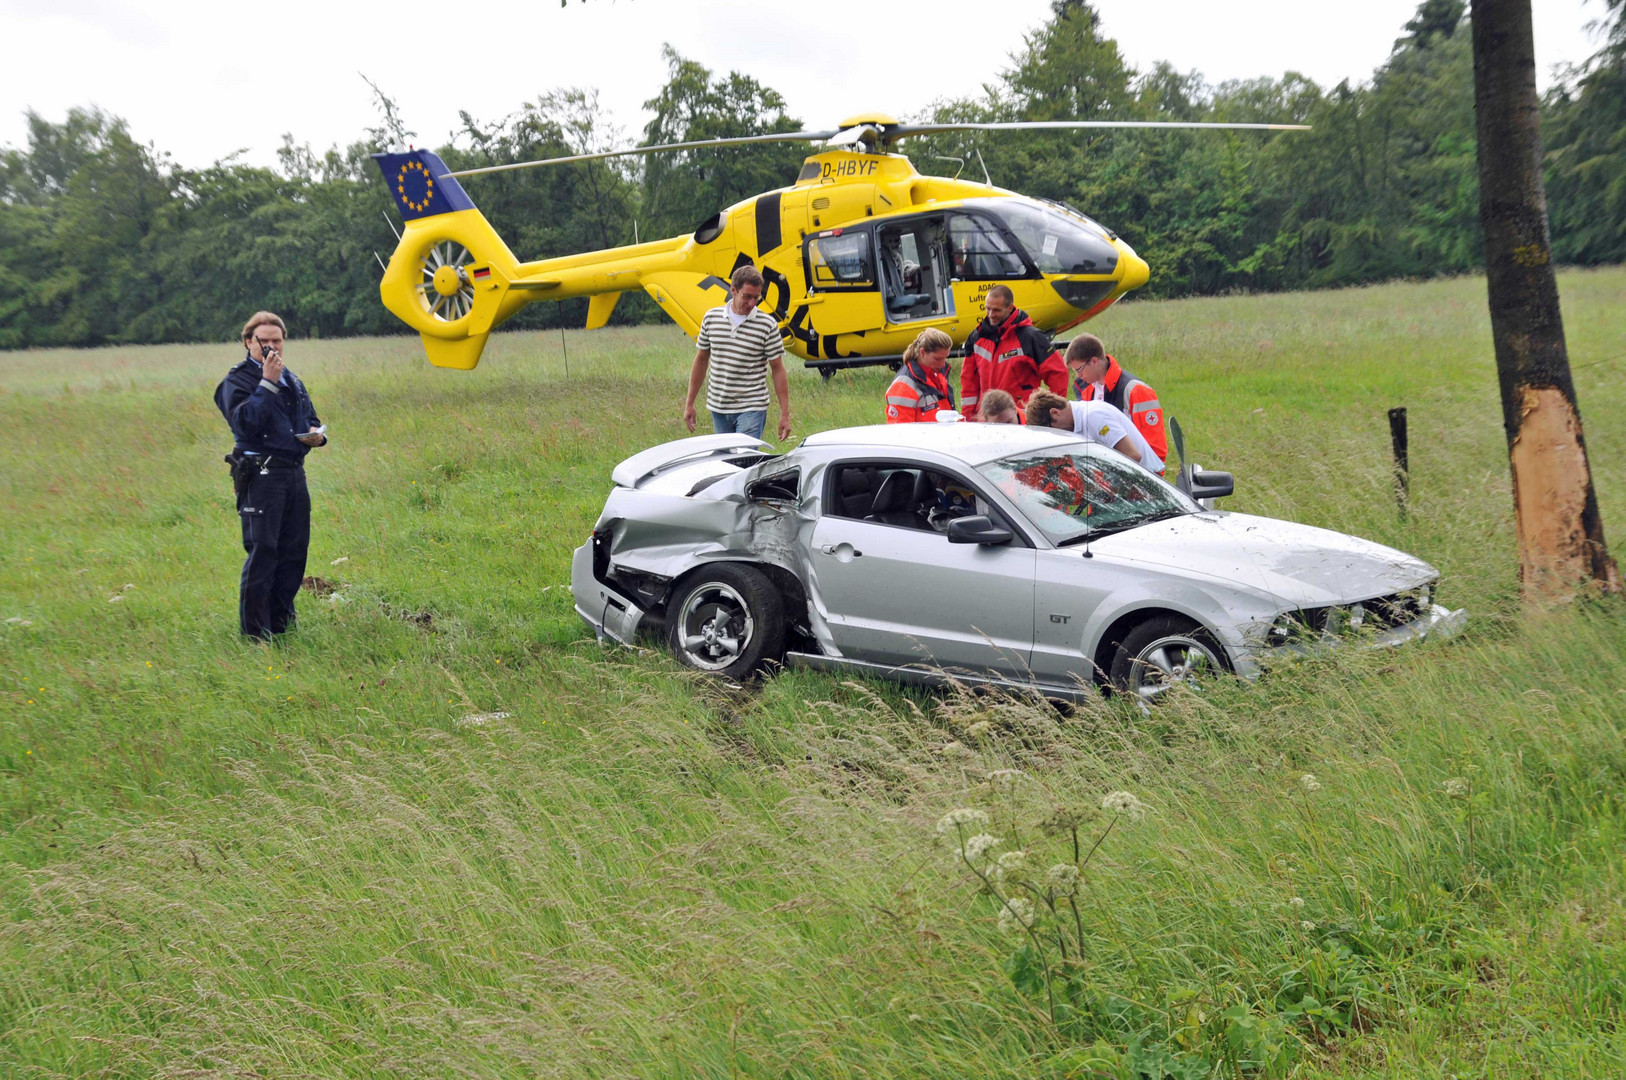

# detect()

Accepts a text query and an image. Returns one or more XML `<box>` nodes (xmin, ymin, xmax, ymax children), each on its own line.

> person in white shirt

<box><xmin>1023</xmin><ymin>389</ymin><xmax>1165</xmax><ymax>474</ymax></box>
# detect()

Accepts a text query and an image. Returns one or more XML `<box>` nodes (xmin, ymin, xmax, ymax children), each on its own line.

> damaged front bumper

<box><xmin>1374</xmin><ymin>602</ymin><xmax>1468</xmax><ymax>646</ymax></box>
<box><xmin>1248</xmin><ymin>602</ymin><xmax>1467</xmax><ymax>669</ymax></box>
<box><xmin>571</xmin><ymin>540</ymin><xmax>647</xmax><ymax>646</ymax></box>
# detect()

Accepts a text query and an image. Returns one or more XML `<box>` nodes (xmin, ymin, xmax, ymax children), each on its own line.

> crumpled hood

<box><xmin>1092</xmin><ymin>511</ymin><xmax>1437</xmax><ymax>608</ymax></box>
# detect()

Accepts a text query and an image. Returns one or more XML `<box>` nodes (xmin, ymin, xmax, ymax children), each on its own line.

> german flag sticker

<box><xmin>472</xmin><ymin>267</ymin><xmax>491</xmax><ymax>280</ymax></box>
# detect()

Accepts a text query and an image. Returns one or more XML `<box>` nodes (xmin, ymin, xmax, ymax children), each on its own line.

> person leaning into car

<box><xmin>884</xmin><ymin>327</ymin><xmax>957</xmax><ymax>423</ymax></box>
<box><xmin>977</xmin><ymin>388</ymin><xmax>1022</xmax><ymax>424</ymax></box>
<box><xmin>1025</xmin><ymin>389</ymin><xmax>1164</xmax><ymax>474</ymax></box>
<box><xmin>214</xmin><ymin>311</ymin><xmax>327</xmax><ymax>640</ymax></box>
<box><xmin>1065</xmin><ymin>333</ymin><xmax>1168</xmax><ymax>465</ymax></box>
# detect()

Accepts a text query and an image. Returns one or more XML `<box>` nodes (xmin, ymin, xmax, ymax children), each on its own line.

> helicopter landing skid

<box><xmin>804</xmin><ymin>355</ymin><xmax>902</xmax><ymax>379</ymax></box>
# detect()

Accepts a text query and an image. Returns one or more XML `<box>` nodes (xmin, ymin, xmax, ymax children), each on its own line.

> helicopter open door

<box><xmin>876</xmin><ymin>214</ymin><xmax>955</xmax><ymax>324</ymax></box>
<box><xmin>802</xmin><ymin>228</ymin><xmax>884</xmax><ymax>337</ymax></box>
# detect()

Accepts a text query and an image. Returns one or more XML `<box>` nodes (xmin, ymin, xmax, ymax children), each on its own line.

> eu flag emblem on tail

<box><xmin>371</xmin><ymin>149</ymin><xmax>476</xmax><ymax>221</ymax></box>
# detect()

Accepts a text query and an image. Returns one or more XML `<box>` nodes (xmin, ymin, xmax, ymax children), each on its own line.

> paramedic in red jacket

<box><xmin>884</xmin><ymin>328</ymin><xmax>957</xmax><ymax>423</ymax></box>
<box><xmin>1064</xmin><ymin>334</ymin><xmax>1168</xmax><ymax>465</ymax></box>
<box><xmin>959</xmin><ymin>284</ymin><xmax>1068</xmax><ymax>420</ymax></box>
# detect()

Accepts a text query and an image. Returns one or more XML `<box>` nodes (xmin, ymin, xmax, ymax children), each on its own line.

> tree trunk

<box><xmin>1470</xmin><ymin>0</ymin><xmax>1619</xmax><ymax>602</ymax></box>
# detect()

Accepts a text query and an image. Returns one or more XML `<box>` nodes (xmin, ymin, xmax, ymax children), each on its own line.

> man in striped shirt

<box><xmin>683</xmin><ymin>266</ymin><xmax>793</xmax><ymax>441</ymax></box>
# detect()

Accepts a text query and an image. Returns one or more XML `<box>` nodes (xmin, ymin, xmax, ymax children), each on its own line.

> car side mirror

<box><xmin>1190</xmin><ymin>470</ymin><xmax>1234</xmax><ymax>501</ymax></box>
<box><xmin>947</xmin><ymin>515</ymin><xmax>1013</xmax><ymax>545</ymax></box>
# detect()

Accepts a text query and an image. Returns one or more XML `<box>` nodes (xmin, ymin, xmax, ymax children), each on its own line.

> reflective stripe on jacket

<box><xmin>1083</xmin><ymin>355</ymin><xmax>1167</xmax><ymax>462</ymax></box>
<box><xmin>958</xmin><ymin>308</ymin><xmax>1068</xmax><ymax>420</ymax></box>
<box><xmin>885</xmin><ymin>361</ymin><xmax>955</xmax><ymax>423</ymax></box>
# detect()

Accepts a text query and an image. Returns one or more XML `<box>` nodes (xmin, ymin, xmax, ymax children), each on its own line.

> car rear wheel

<box><xmin>1108</xmin><ymin>615</ymin><xmax>1229</xmax><ymax>705</ymax></box>
<box><xmin>666</xmin><ymin>564</ymin><xmax>784</xmax><ymax>680</ymax></box>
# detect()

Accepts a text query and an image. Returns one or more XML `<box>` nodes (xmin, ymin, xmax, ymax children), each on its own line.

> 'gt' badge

<box><xmin>1098</xmin><ymin>425</ymin><xmax>1111</xmax><ymax>436</ymax></box>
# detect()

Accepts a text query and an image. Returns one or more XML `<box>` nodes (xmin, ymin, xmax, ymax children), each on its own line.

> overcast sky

<box><xmin>0</xmin><ymin>0</ymin><xmax>1610</xmax><ymax>169</ymax></box>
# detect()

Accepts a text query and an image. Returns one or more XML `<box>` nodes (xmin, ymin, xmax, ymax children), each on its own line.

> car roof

<box><xmin>800</xmin><ymin>421</ymin><xmax>1082</xmax><ymax>467</ymax></box>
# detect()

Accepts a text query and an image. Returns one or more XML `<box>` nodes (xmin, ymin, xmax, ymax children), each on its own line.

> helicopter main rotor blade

<box><xmin>888</xmin><ymin>120</ymin><xmax>1310</xmax><ymax>140</ymax></box>
<box><xmin>443</xmin><ymin>129</ymin><xmax>844</xmax><ymax>178</ymax></box>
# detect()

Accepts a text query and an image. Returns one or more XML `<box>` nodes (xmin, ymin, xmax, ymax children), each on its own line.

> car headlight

<box><xmin>1267</xmin><ymin>608</ymin><xmax>1328</xmax><ymax>644</ymax></box>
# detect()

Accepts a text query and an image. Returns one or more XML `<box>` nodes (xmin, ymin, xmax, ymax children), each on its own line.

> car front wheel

<box><xmin>665</xmin><ymin>563</ymin><xmax>784</xmax><ymax>680</ymax></box>
<box><xmin>1108</xmin><ymin>615</ymin><xmax>1229</xmax><ymax>705</ymax></box>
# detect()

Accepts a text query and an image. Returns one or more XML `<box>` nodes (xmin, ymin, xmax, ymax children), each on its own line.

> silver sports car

<box><xmin>572</xmin><ymin>424</ymin><xmax>1465</xmax><ymax>703</ymax></box>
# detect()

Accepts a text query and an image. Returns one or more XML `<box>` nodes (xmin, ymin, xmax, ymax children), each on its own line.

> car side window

<box><xmin>826</xmin><ymin>463</ymin><xmax>1020</xmax><ymax>538</ymax></box>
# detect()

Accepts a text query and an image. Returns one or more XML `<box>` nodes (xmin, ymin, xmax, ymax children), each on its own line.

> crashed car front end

<box><xmin>1252</xmin><ymin>583</ymin><xmax>1468</xmax><ymax>664</ymax></box>
<box><xmin>572</xmin><ymin>434</ymin><xmax>816</xmax><ymax>648</ymax></box>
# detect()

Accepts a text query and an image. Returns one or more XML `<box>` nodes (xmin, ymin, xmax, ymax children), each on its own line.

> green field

<box><xmin>2</xmin><ymin>271</ymin><xmax>1624</xmax><ymax>1077</ymax></box>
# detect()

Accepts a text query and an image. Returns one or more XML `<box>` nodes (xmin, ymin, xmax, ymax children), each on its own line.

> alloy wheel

<box><xmin>1126</xmin><ymin>634</ymin><xmax>1222</xmax><ymax>703</ymax></box>
<box><xmin>674</xmin><ymin>582</ymin><xmax>756</xmax><ymax>671</ymax></box>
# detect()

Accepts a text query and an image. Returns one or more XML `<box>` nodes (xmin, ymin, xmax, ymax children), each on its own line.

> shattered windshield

<box><xmin>978</xmin><ymin>445</ymin><xmax>1194</xmax><ymax>546</ymax></box>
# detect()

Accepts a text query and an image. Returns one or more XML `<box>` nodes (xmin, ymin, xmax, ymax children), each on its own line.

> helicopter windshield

<box><xmin>976</xmin><ymin>198</ymin><xmax>1120</xmax><ymax>276</ymax></box>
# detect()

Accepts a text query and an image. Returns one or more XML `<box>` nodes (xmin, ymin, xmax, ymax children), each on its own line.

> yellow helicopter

<box><xmin>372</xmin><ymin>114</ymin><xmax>1306</xmax><ymax>376</ymax></box>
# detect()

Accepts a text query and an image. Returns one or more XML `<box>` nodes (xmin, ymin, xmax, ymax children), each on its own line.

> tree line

<box><xmin>0</xmin><ymin>0</ymin><xmax>1620</xmax><ymax>350</ymax></box>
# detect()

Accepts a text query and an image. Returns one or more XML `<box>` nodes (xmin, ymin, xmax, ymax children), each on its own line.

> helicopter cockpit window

<box><xmin>948</xmin><ymin>213</ymin><xmax>1028</xmax><ymax>279</ymax></box>
<box><xmin>986</xmin><ymin>199</ymin><xmax>1120</xmax><ymax>276</ymax></box>
<box><xmin>806</xmin><ymin>232</ymin><xmax>874</xmax><ymax>290</ymax></box>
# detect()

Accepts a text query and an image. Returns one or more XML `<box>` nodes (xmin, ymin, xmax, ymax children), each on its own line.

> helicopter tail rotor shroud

<box><xmin>373</xmin><ymin>149</ymin><xmax>528</xmax><ymax>369</ymax></box>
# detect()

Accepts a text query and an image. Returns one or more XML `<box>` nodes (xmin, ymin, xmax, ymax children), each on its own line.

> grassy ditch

<box><xmin>2</xmin><ymin>270</ymin><xmax>1623</xmax><ymax>1076</ymax></box>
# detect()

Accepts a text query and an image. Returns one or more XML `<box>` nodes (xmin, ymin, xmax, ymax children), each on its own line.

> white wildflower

<box><xmin>962</xmin><ymin>833</ymin><xmax>1001</xmax><ymax>862</ymax></box>
<box><xmin>1101</xmin><ymin>790</ymin><xmax>1148</xmax><ymax>822</ymax></box>
<box><xmin>1443</xmin><ymin>777</ymin><xmax>1470</xmax><ymax>798</ymax></box>
<box><xmin>455</xmin><ymin>711</ymin><xmax>511</xmax><ymax>728</ymax></box>
<box><xmin>1299</xmin><ymin>773</ymin><xmax>1322</xmax><ymax>793</ymax></box>
<box><xmin>1288</xmin><ymin>896</ymin><xmax>1305</xmax><ymax>908</ymax></box>
<box><xmin>1300</xmin><ymin>920</ymin><xmax>1316</xmax><ymax>930</ymax></box>
<box><xmin>966</xmin><ymin>720</ymin><xmax>993</xmax><ymax>738</ymax></box>
<box><xmin>986</xmin><ymin>768</ymin><xmax>1024</xmax><ymax>788</ymax></box>
<box><xmin>991</xmin><ymin>849</ymin><xmax>1027</xmax><ymax>881</ymax></box>
<box><xmin>997</xmin><ymin>897</ymin><xmax>1037</xmax><ymax>935</ymax></box>
<box><xmin>1047</xmin><ymin>863</ymin><xmax>1082</xmax><ymax>896</ymax></box>
<box><xmin>330</xmin><ymin>556</ymin><xmax>349</xmax><ymax>565</ymax></box>
<box><xmin>108</xmin><ymin>594</ymin><xmax>124</xmax><ymax>603</ymax></box>
<box><xmin>935</xmin><ymin>808</ymin><xmax>991</xmax><ymax>836</ymax></box>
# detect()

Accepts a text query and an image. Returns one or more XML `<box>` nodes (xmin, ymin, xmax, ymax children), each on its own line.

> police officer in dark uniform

<box><xmin>214</xmin><ymin>311</ymin><xmax>327</xmax><ymax>640</ymax></box>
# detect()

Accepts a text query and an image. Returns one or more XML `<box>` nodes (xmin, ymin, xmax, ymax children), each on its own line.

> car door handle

<box><xmin>819</xmin><ymin>543</ymin><xmax>862</xmax><ymax>559</ymax></box>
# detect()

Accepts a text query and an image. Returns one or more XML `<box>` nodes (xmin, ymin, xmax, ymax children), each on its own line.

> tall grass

<box><xmin>1</xmin><ymin>271</ymin><xmax>1623</xmax><ymax>1076</ymax></box>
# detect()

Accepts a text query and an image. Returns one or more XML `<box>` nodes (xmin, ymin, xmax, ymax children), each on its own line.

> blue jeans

<box><xmin>711</xmin><ymin>409</ymin><xmax>767</xmax><ymax>440</ymax></box>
